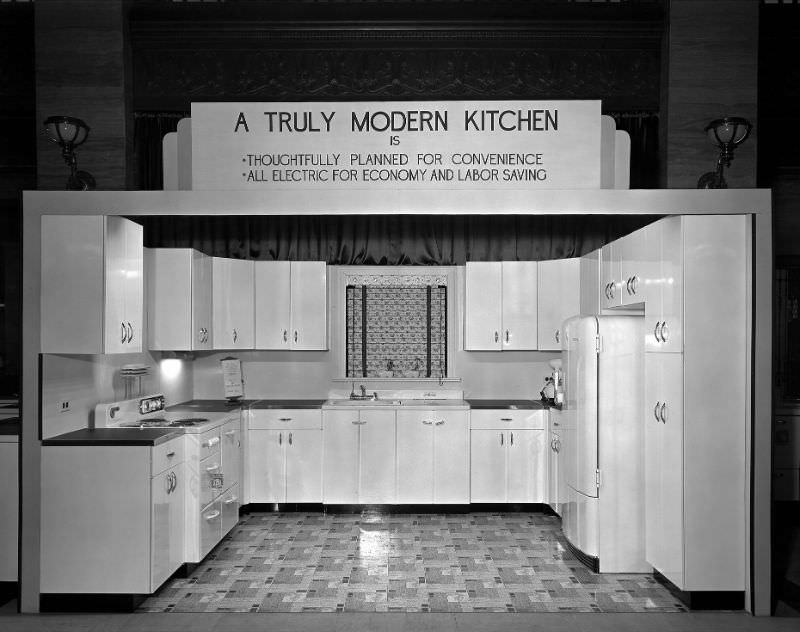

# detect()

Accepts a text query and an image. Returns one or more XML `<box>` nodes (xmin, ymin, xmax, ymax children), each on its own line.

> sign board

<box><xmin>191</xmin><ymin>100</ymin><xmax>602</xmax><ymax>190</ymax></box>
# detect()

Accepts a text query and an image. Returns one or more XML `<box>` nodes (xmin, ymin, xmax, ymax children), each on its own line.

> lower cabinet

<box><xmin>396</xmin><ymin>410</ymin><xmax>469</xmax><ymax>504</ymax></box>
<box><xmin>322</xmin><ymin>408</ymin><xmax>396</xmax><ymax>504</ymax></box>
<box><xmin>248</xmin><ymin>429</ymin><xmax>323</xmax><ymax>503</ymax></box>
<box><xmin>470</xmin><ymin>409</ymin><xmax>546</xmax><ymax>504</ymax></box>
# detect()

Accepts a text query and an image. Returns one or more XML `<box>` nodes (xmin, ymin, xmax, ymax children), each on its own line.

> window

<box><xmin>345</xmin><ymin>284</ymin><xmax>447</xmax><ymax>379</ymax></box>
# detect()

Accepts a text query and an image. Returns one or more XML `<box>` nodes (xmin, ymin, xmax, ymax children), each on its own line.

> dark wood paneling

<box><xmin>664</xmin><ymin>0</ymin><xmax>758</xmax><ymax>188</ymax></box>
<box><xmin>35</xmin><ymin>0</ymin><xmax>128</xmax><ymax>191</ymax></box>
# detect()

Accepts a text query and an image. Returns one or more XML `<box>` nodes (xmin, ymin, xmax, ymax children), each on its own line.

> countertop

<box><xmin>166</xmin><ymin>399</ymin><xmax>258</xmax><ymax>413</ymax></box>
<box><xmin>251</xmin><ymin>399</ymin><xmax>328</xmax><ymax>409</ymax></box>
<box><xmin>42</xmin><ymin>428</ymin><xmax>182</xmax><ymax>446</ymax></box>
<box><xmin>466</xmin><ymin>399</ymin><xmax>546</xmax><ymax>410</ymax></box>
<box><xmin>0</xmin><ymin>417</ymin><xmax>20</xmax><ymax>435</ymax></box>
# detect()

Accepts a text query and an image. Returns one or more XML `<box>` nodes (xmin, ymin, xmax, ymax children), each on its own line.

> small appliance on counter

<box><xmin>540</xmin><ymin>359</ymin><xmax>564</xmax><ymax>407</ymax></box>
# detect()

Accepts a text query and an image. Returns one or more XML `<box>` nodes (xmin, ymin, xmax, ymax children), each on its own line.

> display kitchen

<box><xmin>18</xmin><ymin>101</ymin><xmax>771</xmax><ymax>616</ymax></box>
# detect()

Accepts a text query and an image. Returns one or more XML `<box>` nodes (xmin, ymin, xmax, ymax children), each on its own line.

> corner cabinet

<box><xmin>41</xmin><ymin>215</ymin><xmax>143</xmax><ymax>354</ymax></box>
<box><xmin>465</xmin><ymin>261</ymin><xmax>538</xmax><ymax>350</ymax></box>
<box><xmin>146</xmin><ymin>248</ymin><xmax>213</xmax><ymax>350</ymax></box>
<box><xmin>537</xmin><ymin>258</ymin><xmax>580</xmax><ymax>351</ymax></box>
<box><xmin>255</xmin><ymin>261</ymin><xmax>327</xmax><ymax>350</ymax></box>
<box><xmin>212</xmin><ymin>257</ymin><xmax>255</xmax><ymax>350</ymax></box>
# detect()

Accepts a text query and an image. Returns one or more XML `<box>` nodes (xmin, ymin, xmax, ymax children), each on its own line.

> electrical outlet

<box><xmin>59</xmin><ymin>400</ymin><xmax>70</xmax><ymax>413</ymax></box>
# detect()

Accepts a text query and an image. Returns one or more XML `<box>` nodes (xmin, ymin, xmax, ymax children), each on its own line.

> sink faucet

<box><xmin>360</xmin><ymin>385</ymin><xmax>367</xmax><ymax>398</ymax></box>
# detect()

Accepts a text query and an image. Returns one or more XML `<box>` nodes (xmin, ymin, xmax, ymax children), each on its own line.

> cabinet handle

<box><xmin>204</xmin><ymin>510</ymin><xmax>221</xmax><ymax>521</ymax></box>
<box><xmin>283</xmin><ymin>329</ymin><xmax>288</xmax><ymax>342</ymax></box>
<box><xmin>500</xmin><ymin>417</ymin><xmax>513</xmax><ymax>422</ymax></box>
<box><xmin>279</xmin><ymin>417</ymin><xmax>292</xmax><ymax>422</ymax></box>
<box><xmin>661</xmin><ymin>321</ymin><xmax>669</xmax><ymax>342</ymax></box>
<box><xmin>205</xmin><ymin>463</ymin><xmax>220</xmax><ymax>472</ymax></box>
<box><xmin>422</xmin><ymin>420</ymin><xmax>433</xmax><ymax>425</ymax></box>
<box><xmin>224</xmin><ymin>495</ymin><xmax>238</xmax><ymax>504</ymax></box>
<box><xmin>604</xmin><ymin>283</ymin><xmax>610</xmax><ymax>299</ymax></box>
<box><xmin>352</xmin><ymin>420</ymin><xmax>366</xmax><ymax>425</ymax></box>
<box><xmin>631</xmin><ymin>276</ymin><xmax>638</xmax><ymax>295</ymax></box>
<box><xmin>659</xmin><ymin>402</ymin><xmax>668</xmax><ymax>424</ymax></box>
<box><xmin>505</xmin><ymin>330</ymin><xmax>510</xmax><ymax>343</ymax></box>
<box><xmin>626</xmin><ymin>277</ymin><xmax>632</xmax><ymax>295</ymax></box>
<box><xmin>500</xmin><ymin>433</ymin><xmax>504</xmax><ymax>446</ymax></box>
<box><xmin>233</xmin><ymin>329</ymin><xmax>238</xmax><ymax>343</ymax></box>
<box><xmin>435</xmin><ymin>420</ymin><xmax>444</xmax><ymax>426</ymax></box>
<box><xmin>551</xmin><ymin>438</ymin><xmax>555</xmax><ymax>451</ymax></box>
<box><xmin>121</xmin><ymin>322</ymin><xmax>127</xmax><ymax>344</ymax></box>
<box><xmin>553</xmin><ymin>421</ymin><xmax>559</xmax><ymax>427</ymax></box>
<box><xmin>279</xmin><ymin>432</ymin><xmax>282</xmax><ymax>445</ymax></box>
<box><xmin>654</xmin><ymin>321</ymin><xmax>662</xmax><ymax>342</ymax></box>
<box><xmin>127</xmin><ymin>322</ymin><xmax>133</xmax><ymax>343</ymax></box>
<box><xmin>203</xmin><ymin>437</ymin><xmax>220</xmax><ymax>448</ymax></box>
<box><xmin>288</xmin><ymin>432</ymin><xmax>292</xmax><ymax>445</ymax></box>
<box><xmin>165</xmin><ymin>474</ymin><xmax>172</xmax><ymax>494</ymax></box>
<box><xmin>224</xmin><ymin>430</ymin><xmax>236</xmax><ymax>437</ymax></box>
<box><xmin>494</xmin><ymin>331</ymin><xmax>499</xmax><ymax>343</ymax></box>
<box><xmin>654</xmin><ymin>402</ymin><xmax>661</xmax><ymax>422</ymax></box>
<box><xmin>294</xmin><ymin>330</ymin><xmax>298</xmax><ymax>343</ymax></box>
<box><xmin>510</xmin><ymin>431</ymin><xmax>514</xmax><ymax>446</ymax></box>
<box><xmin>166</xmin><ymin>450</ymin><xmax>176</xmax><ymax>457</ymax></box>
<box><xmin>555</xmin><ymin>329</ymin><xmax>560</xmax><ymax>344</ymax></box>
<box><xmin>608</xmin><ymin>283</ymin><xmax>615</xmax><ymax>299</ymax></box>
<box><xmin>555</xmin><ymin>439</ymin><xmax>560</xmax><ymax>452</ymax></box>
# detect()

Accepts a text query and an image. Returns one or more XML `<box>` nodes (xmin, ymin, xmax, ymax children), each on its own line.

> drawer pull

<box><xmin>435</xmin><ymin>420</ymin><xmax>445</xmax><ymax>426</ymax></box>
<box><xmin>224</xmin><ymin>430</ymin><xmax>236</xmax><ymax>436</ymax></box>
<box><xmin>205</xmin><ymin>463</ymin><xmax>220</xmax><ymax>472</ymax></box>
<box><xmin>203</xmin><ymin>437</ymin><xmax>220</xmax><ymax>448</ymax></box>
<box><xmin>279</xmin><ymin>417</ymin><xmax>292</xmax><ymax>422</ymax></box>
<box><xmin>166</xmin><ymin>451</ymin><xmax>176</xmax><ymax>457</ymax></box>
<box><xmin>500</xmin><ymin>418</ymin><xmax>513</xmax><ymax>422</ymax></box>
<box><xmin>204</xmin><ymin>510</ymin><xmax>220</xmax><ymax>521</ymax></box>
<box><xmin>422</xmin><ymin>420</ymin><xmax>433</xmax><ymax>425</ymax></box>
<box><xmin>224</xmin><ymin>496</ymin><xmax>238</xmax><ymax>505</ymax></box>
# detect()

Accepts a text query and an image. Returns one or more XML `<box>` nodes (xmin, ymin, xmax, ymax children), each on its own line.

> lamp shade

<box><xmin>705</xmin><ymin>117</ymin><xmax>751</xmax><ymax>148</ymax></box>
<box><xmin>43</xmin><ymin>116</ymin><xmax>90</xmax><ymax>148</ymax></box>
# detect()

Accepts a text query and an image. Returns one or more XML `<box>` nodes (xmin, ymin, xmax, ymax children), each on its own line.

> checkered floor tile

<box><xmin>138</xmin><ymin>511</ymin><xmax>688</xmax><ymax>613</ymax></box>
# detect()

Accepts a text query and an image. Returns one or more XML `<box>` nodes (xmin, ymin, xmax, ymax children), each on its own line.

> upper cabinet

<box><xmin>537</xmin><ymin>258</ymin><xmax>580</xmax><ymax>351</ymax></box>
<box><xmin>255</xmin><ymin>261</ymin><xmax>327</xmax><ymax>350</ymax></box>
<box><xmin>465</xmin><ymin>261</ymin><xmax>538</xmax><ymax>350</ymax></box>
<box><xmin>600</xmin><ymin>240</ymin><xmax>622</xmax><ymax>310</ymax></box>
<box><xmin>41</xmin><ymin>215</ymin><xmax>143</xmax><ymax>354</ymax></box>
<box><xmin>146</xmin><ymin>248</ymin><xmax>213</xmax><ymax>351</ymax></box>
<box><xmin>212</xmin><ymin>257</ymin><xmax>255</xmax><ymax>350</ymax></box>
<box><xmin>644</xmin><ymin>217</ymin><xmax>683</xmax><ymax>353</ymax></box>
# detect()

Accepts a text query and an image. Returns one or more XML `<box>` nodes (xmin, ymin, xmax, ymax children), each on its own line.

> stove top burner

<box><xmin>118</xmin><ymin>417</ymin><xmax>210</xmax><ymax>429</ymax></box>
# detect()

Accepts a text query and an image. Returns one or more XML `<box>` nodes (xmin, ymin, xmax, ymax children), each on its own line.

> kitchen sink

<box><xmin>326</xmin><ymin>399</ymin><xmax>402</xmax><ymax>406</ymax></box>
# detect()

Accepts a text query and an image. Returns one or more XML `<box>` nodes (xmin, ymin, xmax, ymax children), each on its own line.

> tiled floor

<box><xmin>139</xmin><ymin>510</ymin><xmax>688</xmax><ymax>614</ymax></box>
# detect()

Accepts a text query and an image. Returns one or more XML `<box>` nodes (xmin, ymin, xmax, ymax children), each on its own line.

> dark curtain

<box><xmin>133</xmin><ymin>112</ymin><xmax>187</xmax><ymax>190</ymax></box>
<box><xmin>140</xmin><ymin>214</ymin><xmax>659</xmax><ymax>264</ymax></box>
<box><xmin>608</xmin><ymin>112</ymin><xmax>659</xmax><ymax>189</ymax></box>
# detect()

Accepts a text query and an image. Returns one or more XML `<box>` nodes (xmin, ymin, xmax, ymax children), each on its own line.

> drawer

<box><xmin>152</xmin><ymin>437</ymin><xmax>185</xmax><ymax>476</ymax></box>
<box><xmin>249</xmin><ymin>409</ymin><xmax>322</xmax><ymax>430</ymax></box>
<box><xmin>200</xmin><ymin>453</ymin><xmax>224</xmax><ymax>507</ymax></box>
<box><xmin>470</xmin><ymin>409</ymin><xmax>545</xmax><ymax>430</ymax></box>
<box><xmin>221</xmin><ymin>483</ymin><xmax>240</xmax><ymax>537</ymax></box>
<box><xmin>200</xmin><ymin>499</ymin><xmax>223</xmax><ymax>559</ymax></box>
<box><xmin>198</xmin><ymin>426</ymin><xmax>222</xmax><ymax>460</ymax></box>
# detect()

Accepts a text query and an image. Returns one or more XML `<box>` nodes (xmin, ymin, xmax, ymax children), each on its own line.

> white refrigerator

<box><xmin>560</xmin><ymin>314</ymin><xmax>649</xmax><ymax>573</ymax></box>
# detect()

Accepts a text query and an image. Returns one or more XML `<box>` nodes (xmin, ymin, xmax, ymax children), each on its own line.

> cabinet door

<box><xmin>213</xmin><ymin>258</ymin><xmax>255</xmax><ymax>349</ymax></box>
<box><xmin>221</xmin><ymin>419</ymin><xmax>241</xmax><ymax>492</ymax></box>
<box><xmin>432</xmin><ymin>411</ymin><xmax>469</xmax><ymax>503</ymax></box>
<box><xmin>359</xmin><ymin>410</ymin><xmax>396</xmax><ymax>504</ymax></box>
<box><xmin>647</xmin><ymin>216</ymin><xmax>683</xmax><ymax>353</ymax></box>
<box><xmin>396</xmin><ymin>412</ymin><xmax>434</xmax><ymax>503</ymax></box>
<box><xmin>146</xmin><ymin>248</ymin><xmax>192</xmax><ymax>350</ymax></box>
<box><xmin>548</xmin><ymin>431</ymin><xmax>560</xmax><ymax>512</ymax></box>
<box><xmin>470</xmin><ymin>429</ymin><xmax>507</xmax><ymax>502</ymax></box>
<box><xmin>507</xmin><ymin>429</ymin><xmax>545</xmax><ymax>503</ymax></box>
<box><xmin>124</xmin><ymin>218</ymin><xmax>144</xmax><ymax>351</ymax></box>
<box><xmin>465</xmin><ymin>262</ymin><xmax>503</xmax><ymax>350</ymax></box>
<box><xmin>247</xmin><ymin>430</ymin><xmax>285</xmax><ymax>503</ymax></box>
<box><xmin>150</xmin><ymin>462</ymin><xmax>184</xmax><ymax>590</ymax></box>
<box><xmin>322</xmin><ymin>410</ymin><xmax>360</xmax><ymax>504</ymax></box>
<box><xmin>286</xmin><ymin>429</ymin><xmax>323</xmax><ymax>502</ymax></box>
<box><xmin>291</xmin><ymin>261</ymin><xmax>327</xmax><ymax>350</ymax></box>
<box><xmin>502</xmin><ymin>261</ymin><xmax>538</xmax><ymax>350</ymax></box>
<box><xmin>600</xmin><ymin>241</ymin><xmax>622</xmax><ymax>309</ymax></box>
<box><xmin>255</xmin><ymin>261</ymin><xmax>291</xmax><ymax>349</ymax></box>
<box><xmin>104</xmin><ymin>216</ymin><xmax>129</xmax><ymax>354</ymax></box>
<box><xmin>538</xmin><ymin>258</ymin><xmax>581</xmax><ymax>351</ymax></box>
<box><xmin>644</xmin><ymin>353</ymin><xmax>662</xmax><ymax>571</ymax></box>
<box><xmin>192</xmin><ymin>250</ymin><xmax>213</xmax><ymax>350</ymax></box>
<box><xmin>619</xmin><ymin>227</ymin><xmax>650</xmax><ymax>306</ymax></box>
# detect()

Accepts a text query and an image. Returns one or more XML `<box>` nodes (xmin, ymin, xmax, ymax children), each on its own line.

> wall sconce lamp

<box><xmin>42</xmin><ymin>116</ymin><xmax>96</xmax><ymax>191</ymax></box>
<box><xmin>696</xmin><ymin>117</ymin><xmax>752</xmax><ymax>189</ymax></box>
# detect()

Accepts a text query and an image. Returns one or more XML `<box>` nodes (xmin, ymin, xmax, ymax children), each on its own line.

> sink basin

<box><xmin>326</xmin><ymin>399</ymin><xmax>401</xmax><ymax>406</ymax></box>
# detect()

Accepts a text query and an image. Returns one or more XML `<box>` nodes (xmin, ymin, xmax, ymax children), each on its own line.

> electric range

<box><xmin>94</xmin><ymin>394</ymin><xmax>232</xmax><ymax>433</ymax></box>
